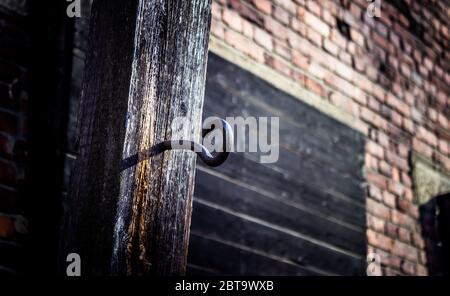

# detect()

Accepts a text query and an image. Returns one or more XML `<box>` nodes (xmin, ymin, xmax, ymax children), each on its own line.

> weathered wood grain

<box><xmin>61</xmin><ymin>0</ymin><xmax>212</xmax><ymax>276</ymax></box>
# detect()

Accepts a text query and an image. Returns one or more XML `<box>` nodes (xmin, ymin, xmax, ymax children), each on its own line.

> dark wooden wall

<box><xmin>420</xmin><ymin>193</ymin><xmax>450</xmax><ymax>276</ymax></box>
<box><xmin>187</xmin><ymin>53</ymin><xmax>367</xmax><ymax>276</ymax></box>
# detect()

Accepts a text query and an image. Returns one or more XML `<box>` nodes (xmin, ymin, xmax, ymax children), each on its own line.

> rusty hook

<box><xmin>158</xmin><ymin>117</ymin><xmax>233</xmax><ymax>167</ymax></box>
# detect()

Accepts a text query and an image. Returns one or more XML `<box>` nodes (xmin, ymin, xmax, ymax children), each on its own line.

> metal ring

<box><xmin>159</xmin><ymin>117</ymin><xmax>233</xmax><ymax>167</ymax></box>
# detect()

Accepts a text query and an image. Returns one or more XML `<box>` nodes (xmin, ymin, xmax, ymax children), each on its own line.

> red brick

<box><xmin>392</xmin><ymin>210</ymin><xmax>415</xmax><ymax>230</ymax></box>
<box><xmin>330</xmin><ymin>29</ymin><xmax>347</xmax><ymax>50</ymax></box>
<box><xmin>223</xmin><ymin>9</ymin><xmax>243</xmax><ymax>32</ymax></box>
<box><xmin>0</xmin><ymin>215</ymin><xmax>15</xmax><ymax>238</ymax></box>
<box><xmin>404</xmin><ymin>188</ymin><xmax>415</xmax><ymax>203</ymax></box>
<box><xmin>401</xmin><ymin>260</ymin><xmax>415</xmax><ymax>275</ymax></box>
<box><xmin>254</xmin><ymin>27</ymin><xmax>273</xmax><ymax>50</ymax></box>
<box><xmin>398</xmin><ymin>227</ymin><xmax>411</xmax><ymax>243</ymax></box>
<box><xmin>287</xmin><ymin>28</ymin><xmax>304</xmax><ymax>50</ymax></box>
<box><xmin>402</xmin><ymin>118</ymin><xmax>415</xmax><ymax>134</ymax></box>
<box><xmin>367</xmin><ymin>198</ymin><xmax>390</xmax><ymax>220</ymax></box>
<box><xmin>386</xmin><ymin>254</ymin><xmax>402</xmax><ymax>269</ymax></box>
<box><xmin>386</xmin><ymin>222</ymin><xmax>398</xmax><ymax>238</ymax></box>
<box><xmin>211</xmin><ymin>18</ymin><xmax>225</xmax><ymax>39</ymax></box>
<box><xmin>365</xmin><ymin>153</ymin><xmax>378</xmax><ymax>171</ymax></box>
<box><xmin>324</xmin><ymin>73</ymin><xmax>364</xmax><ymax>102</ymax></box>
<box><xmin>252</xmin><ymin>0</ymin><xmax>272</xmax><ymax>15</ymax></box>
<box><xmin>435</xmin><ymin>153</ymin><xmax>450</xmax><ymax>172</ymax></box>
<box><xmin>384</xmin><ymin>267</ymin><xmax>399</xmax><ymax>276</ymax></box>
<box><xmin>308</xmin><ymin>61</ymin><xmax>326</xmax><ymax>79</ymax></box>
<box><xmin>291</xmin><ymin>50</ymin><xmax>309</xmax><ymax>69</ymax></box>
<box><xmin>303</xmin><ymin>11</ymin><xmax>330</xmax><ymax>37</ymax></box>
<box><xmin>376</xmin><ymin>132</ymin><xmax>389</xmax><ymax>148</ymax></box>
<box><xmin>274</xmin><ymin>0</ymin><xmax>296</xmax><ymax>14</ymax></box>
<box><xmin>389</xmin><ymin>180</ymin><xmax>406</xmax><ymax>197</ymax></box>
<box><xmin>368</xmin><ymin>184</ymin><xmax>382</xmax><ymax>201</ymax></box>
<box><xmin>366</xmin><ymin>171</ymin><xmax>387</xmax><ymax>189</ymax></box>
<box><xmin>368</xmin><ymin>214</ymin><xmax>385</xmax><ymax>232</ymax></box>
<box><xmin>349</xmin><ymin>2</ymin><xmax>362</xmax><ymax>18</ymax></box>
<box><xmin>361</xmin><ymin>107</ymin><xmax>387</xmax><ymax>130</ymax></box>
<box><xmin>292</xmin><ymin>71</ymin><xmax>305</xmax><ymax>86</ymax></box>
<box><xmin>437</xmin><ymin>113</ymin><xmax>448</xmax><ymax>129</ymax></box>
<box><xmin>333</xmin><ymin>59</ymin><xmax>354</xmax><ymax>81</ymax></box>
<box><xmin>211</xmin><ymin>2</ymin><xmax>222</xmax><ymax>19</ymax></box>
<box><xmin>383</xmin><ymin>191</ymin><xmax>396</xmax><ymax>208</ymax></box>
<box><xmin>412</xmin><ymin>138</ymin><xmax>433</xmax><ymax>158</ymax></box>
<box><xmin>401</xmin><ymin>171</ymin><xmax>413</xmax><ymax>188</ymax></box>
<box><xmin>390</xmin><ymin>32</ymin><xmax>400</xmax><ymax>49</ymax></box>
<box><xmin>412</xmin><ymin>232</ymin><xmax>425</xmax><ymax>249</ymax></box>
<box><xmin>323</xmin><ymin>39</ymin><xmax>339</xmax><ymax>56</ymax></box>
<box><xmin>438</xmin><ymin>140</ymin><xmax>448</xmax><ymax>155</ymax></box>
<box><xmin>224</xmin><ymin>29</ymin><xmax>265</xmax><ymax>63</ymax></box>
<box><xmin>367</xmin><ymin>141</ymin><xmax>384</xmax><ymax>159</ymax></box>
<box><xmin>265</xmin><ymin>55</ymin><xmax>291</xmax><ymax>77</ymax></box>
<box><xmin>385</xmin><ymin>151</ymin><xmax>409</xmax><ymax>171</ymax></box>
<box><xmin>273</xmin><ymin>5</ymin><xmax>289</xmax><ymax>25</ymax></box>
<box><xmin>265</xmin><ymin>16</ymin><xmax>289</xmax><ymax>40</ymax></box>
<box><xmin>274</xmin><ymin>41</ymin><xmax>291</xmax><ymax>59</ymax></box>
<box><xmin>339</xmin><ymin>50</ymin><xmax>352</xmax><ymax>66</ymax></box>
<box><xmin>373</xmin><ymin>31</ymin><xmax>393</xmax><ymax>53</ymax></box>
<box><xmin>229</xmin><ymin>0</ymin><xmax>264</xmax><ymax>26</ymax></box>
<box><xmin>392</xmin><ymin>167</ymin><xmax>400</xmax><ymax>182</ymax></box>
<box><xmin>242</xmin><ymin>19</ymin><xmax>254</xmax><ymax>38</ymax></box>
<box><xmin>370</xmin><ymin>84</ymin><xmax>385</xmax><ymax>102</ymax></box>
<box><xmin>367</xmin><ymin>229</ymin><xmax>393</xmax><ymax>251</ymax></box>
<box><xmin>392</xmin><ymin>240</ymin><xmax>418</xmax><ymax>261</ymax></box>
<box><xmin>305</xmin><ymin>77</ymin><xmax>325</xmax><ymax>97</ymax></box>
<box><xmin>290</xmin><ymin>17</ymin><xmax>306</xmax><ymax>36</ymax></box>
<box><xmin>390</xmin><ymin>110</ymin><xmax>402</xmax><ymax>126</ymax></box>
<box><xmin>424</xmin><ymin>57</ymin><xmax>433</xmax><ymax>71</ymax></box>
<box><xmin>306</xmin><ymin>0</ymin><xmax>321</xmax><ymax>15</ymax></box>
<box><xmin>306</xmin><ymin>27</ymin><xmax>322</xmax><ymax>46</ymax></box>
<box><xmin>321</xmin><ymin>9</ymin><xmax>335</xmax><ymax>26</ymax></box>
<box><xmin>329</xmin><ymin>92</ymin><xmax>358</xmax><ymax>116</ymax></box>
<box><xmin>417</xmin><ymin>264</ymin><xmax>427</xmax><ymax>276</ymax></box>
<box><xmin>386</xmin><ymin>93</ymin><xmax>411</xmax><ymax>117</ymax></box>
<box><xmin>417</xmin><ymin>126</ymin><xmax>438</xmax><ymax>147</ymax></box>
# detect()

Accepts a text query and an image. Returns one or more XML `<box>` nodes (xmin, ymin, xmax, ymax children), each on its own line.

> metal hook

<box><xmin>157</xmin><ymin>117</ymin><xmax>233</xmax><ymax>167</ymax></box>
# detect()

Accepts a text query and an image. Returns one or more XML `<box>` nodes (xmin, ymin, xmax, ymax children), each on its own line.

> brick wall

<box><xmin>0</xmin><ymin>0</ymin><xmax>31</xmax><ymax>274</ymax></box>
<box><xmin>51</xmin><ymin>0</ymin><xmax>450</xmax><ymax>276</ymax></box>
<box><xmin>209</xmin><ymin>0</ymin><xmax>449</xmax><ymax>275</ymax></box>
<box><xmin>2</xmin><ymin>0</ymin><xmax>448</xmax><ymax>275</ymax></box>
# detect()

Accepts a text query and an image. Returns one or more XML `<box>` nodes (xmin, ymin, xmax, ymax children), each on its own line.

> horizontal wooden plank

<box><xmin>202</xmin><ymin>151</ymin><xmax>365</xmax><ymax>207</ymax></box>
<box><xmin>189</xmin><ymin>200</ymin><xmax>366</xmax><ymax>275</ymax></box>
<box><xmin>188</xmin><ymin>233</ymin><xmax>323</xmax><ymax>276</ymax></box>
<box><xmin>195</xmin><ymin>168</ymin><xmax>365</xmax><ymax>233</ymax></box>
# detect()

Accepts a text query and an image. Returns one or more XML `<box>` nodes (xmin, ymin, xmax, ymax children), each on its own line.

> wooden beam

<box><xmin>60</xmin><ymin>0</ymin><xmax>212</xmax><ymax>276</ymax></box>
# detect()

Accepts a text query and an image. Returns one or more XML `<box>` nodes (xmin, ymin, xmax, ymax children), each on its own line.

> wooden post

<box><xmin>60</xmin><ymin>0</ymin><xmax>212</xmax><ymax>275</ymax></box>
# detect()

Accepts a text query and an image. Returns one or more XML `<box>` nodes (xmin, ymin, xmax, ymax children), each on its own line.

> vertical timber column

<box><xmin>61</xmin><ymin>0</ymin><xmax>212</xmax><ymax>276</ymax></box>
